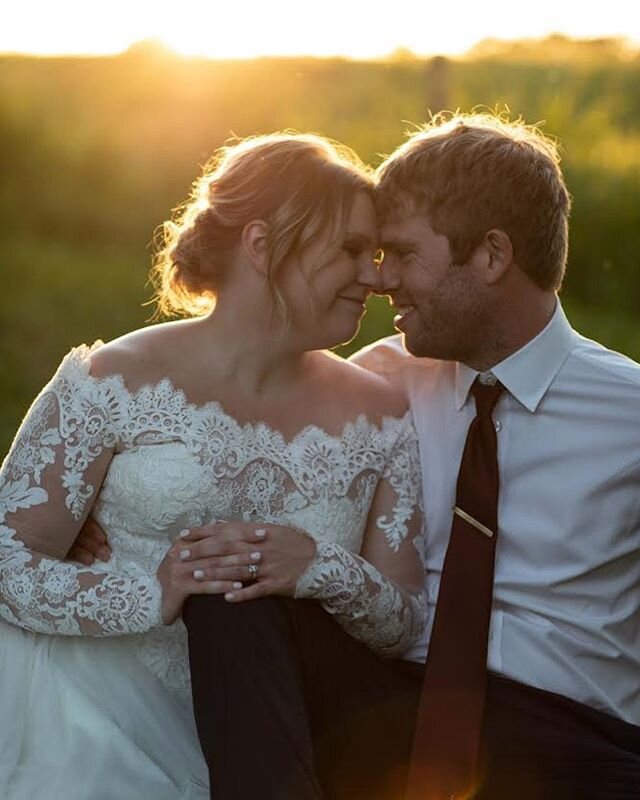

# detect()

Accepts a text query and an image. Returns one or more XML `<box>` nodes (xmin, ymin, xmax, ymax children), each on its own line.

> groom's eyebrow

<box><xmin>380</xmin><ymin>237</ymin><xmax>417</xmax><ymax>251</ymax></box>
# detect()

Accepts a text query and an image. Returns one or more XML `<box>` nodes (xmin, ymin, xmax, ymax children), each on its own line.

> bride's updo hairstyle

<box><xmin>152</xmin><ymin>132</ymin><xmax>373</xmax><ymax>319</ymax></box>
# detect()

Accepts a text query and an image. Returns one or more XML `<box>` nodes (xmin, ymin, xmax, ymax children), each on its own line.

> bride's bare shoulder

<box><xmin>318</xmin><ymin>351</ymin><xmax>409</xmax><ymax>420</ymax></box>
<box><xmin>89</xmin><ymin>319</ymin><xmax>194</xmax><ymax>387</ymax></box>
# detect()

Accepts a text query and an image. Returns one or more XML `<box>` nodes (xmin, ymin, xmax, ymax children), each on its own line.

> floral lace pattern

<box><xmin>294</xmin><ymin>418</ymin><xmax>426</xmax><ymax>657</ymax></box>
<box><xmin>0</xmin><ymin>343</ymin><xmax>424</xmax><ymax>689</ymax></box>
<box><xmin>0</xmin><ymin>561</ymin><xmax>160</xmax><ymax>635</ymax></box>
<box><xmin>296</xmin><ymin>541</ymin><xmax>427</xmax><ymax>657</ymax></box>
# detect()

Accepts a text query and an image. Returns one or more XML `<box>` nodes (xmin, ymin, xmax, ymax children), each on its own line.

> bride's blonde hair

<box><xmin>151</xmin><ymin>132</ymin><xmax>373</xmax><ymax>319</ymax></box>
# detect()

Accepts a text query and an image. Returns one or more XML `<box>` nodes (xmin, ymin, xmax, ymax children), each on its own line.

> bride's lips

<box><xmin>337</xmin><ymin>294</ymin><xmax>368</xmax><ymax>309</ymax></box>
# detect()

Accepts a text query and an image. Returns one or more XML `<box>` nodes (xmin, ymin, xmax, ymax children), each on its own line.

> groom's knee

<box><xmin>183</xmin><ymin>594</ymin><xmax>294</xmax><ymax>638</ymax></box>
<box><xmin>183</xmin><ymin>593</ymin><xmax>224</xmax><ymax>627</ymax></box>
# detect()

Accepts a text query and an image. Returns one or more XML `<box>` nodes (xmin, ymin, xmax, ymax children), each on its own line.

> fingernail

<box><xmin>255</xmin><ymin>529</ymin><xmax>266</xmax><ymax>538</ymax></box>
<box><xmin>233</xmin><ymin>582</ymin><xmax>243</xmax><ymax>589</ymax></box>
<box><xmin>225</xmin><ymin>592</ymin><xmax>235</xmax><ymax>601</ymax></box>
<box><xmin>179</xmin><ymin>529</ymin><xmax>190</xmax><ymax>538</ymax></box>
<box><xmin>179</xmin><ymin>549</ymin><xmax>191</xmax><ymax>560</ymax></box>
<box><xmin>250</xmin><ymin>551</ymin><xmax>261</xmax><ymax>561</ymax></box>
<box><xmin>193</xmin><ymin>570</ymin><xmax>205</xmax><ymax>579</ymax></box>
<box><xmin>99</xmin><ymin>548</ymin><xmax>110</xmax><ymax>561</ymax></box>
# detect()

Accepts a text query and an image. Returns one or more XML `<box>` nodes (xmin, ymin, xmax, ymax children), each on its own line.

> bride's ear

<box><xmin>241</xmin><ymin>220</ymin><xmax>269</xmax><ymax>276</ymax></box>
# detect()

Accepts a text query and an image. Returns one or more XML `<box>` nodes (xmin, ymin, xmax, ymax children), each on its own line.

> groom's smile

<box><xmin>377</xmin><ymin>212</ymin><xmax>482</xmax><ymax>360</ymax></box>
<box><xmin>390</xmin><ymin>303</ymin><xmax>417</xmax><ymax>330</ymax></box>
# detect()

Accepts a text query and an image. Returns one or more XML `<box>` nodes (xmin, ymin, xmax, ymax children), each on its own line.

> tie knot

<box><xmin>471</xmin><ymin>377</ymin><xmax>504</xmax><ymax>417</ymax></box>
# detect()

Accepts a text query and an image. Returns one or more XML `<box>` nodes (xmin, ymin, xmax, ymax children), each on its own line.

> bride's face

<box><xmin>281</xmin><ymin>192</ymin><xmax>381</xmax><ymax>350</ymax></box>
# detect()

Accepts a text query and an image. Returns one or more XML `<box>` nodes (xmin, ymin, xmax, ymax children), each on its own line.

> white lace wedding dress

<box><xmin>0</xmin><ymin>344</ymin><xmax>425</xmax><ymax>799</ymax></box>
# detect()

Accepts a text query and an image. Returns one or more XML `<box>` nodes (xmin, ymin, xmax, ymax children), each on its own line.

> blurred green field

<box><xmin>1</xmin><ymin>39</ymin><xmax>639</xmax><ymax>456</ymax></box>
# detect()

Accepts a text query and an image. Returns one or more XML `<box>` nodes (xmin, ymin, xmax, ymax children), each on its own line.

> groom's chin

<box><xmin>400</xmin><ymin>331</ymin><xmax>427</xmax><ymax>358</ymax></box>
<box><xmin>399</xmin><ymin>328</ymin><xmax>442</xmax><ymax>360</ymax></box>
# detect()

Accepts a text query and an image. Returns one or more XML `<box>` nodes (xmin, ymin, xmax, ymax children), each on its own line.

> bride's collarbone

<box><xmin>178</xmin><ymin>371</ymin><xmax>400</xmax><ymax>440</ymax></box>
<box><xmin>90</xmin><ymin>340</ymin><xmax>400</xmax><ymax>439</ymax></box>
<box><xmin>202</xmin><ymin>391</ymin><xmax>357</xmax><ymax>441</ymax></box>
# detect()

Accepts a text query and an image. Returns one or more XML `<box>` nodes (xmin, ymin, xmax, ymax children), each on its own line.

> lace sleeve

<box><xmin>295</xmin><ymin>414</ymin><xmax>427</xmax><ymax>657</ymax></box>
<box><xmin>0</xmin><ymin>347</ymin><xmax>162</xmax><ymax>636</ymax></box>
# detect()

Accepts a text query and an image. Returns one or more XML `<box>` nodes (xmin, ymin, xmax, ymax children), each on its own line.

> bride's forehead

<box><xmin>345</xmin><ymin>195</ymin><xmax>378</xmax><ymax>236</ymax></box>
<box><xmin>348</xmin><ymin>192</ymin><xmax>376</xmax><ymax>218</ymax></box>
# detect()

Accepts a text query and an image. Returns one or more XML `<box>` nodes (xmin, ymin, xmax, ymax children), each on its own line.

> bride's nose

<box><xmin>376</xmin><ymin>251</ymin><xmax>401</xmax><ymax>294</ymax></box>
<box><xmin>357</xmin><ymin>256</ymin><xmax>383</xmax><ymax>292</ymax></box>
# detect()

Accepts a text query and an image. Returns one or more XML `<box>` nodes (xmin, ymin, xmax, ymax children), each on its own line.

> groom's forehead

<box><xmin>380</xmin><ymin>213</ymin><xmax>428</xmax><ymax>246</ymax></box>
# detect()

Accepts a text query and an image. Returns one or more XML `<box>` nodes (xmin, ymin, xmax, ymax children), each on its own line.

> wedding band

<box><xmin>247</xmin><ymin>563</ymin><xmax>259</xmax><ymax>581</ymax></box>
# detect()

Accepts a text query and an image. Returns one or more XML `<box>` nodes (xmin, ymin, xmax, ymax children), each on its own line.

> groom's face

<box><xmin>379</xmin><ymin>212</ymin><xmax>485</xmax><ymax>360</ymax></box>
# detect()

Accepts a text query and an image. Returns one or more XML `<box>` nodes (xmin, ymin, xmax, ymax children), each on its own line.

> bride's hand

<box><xmin>179</xmin><ymin>521</ymin><xmax>317</xmax><ymax>604</ymax></box>
<box><xmin>157</xmin><ymin>525</ymin><xmax>269</xmax><ymax>624</ymax></box>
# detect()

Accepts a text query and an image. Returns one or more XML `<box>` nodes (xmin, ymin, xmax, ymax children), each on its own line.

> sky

<box><xmin>2</xmin><ymin>0</ymin><xmax>639</xmax><ymax>59</ymax></box>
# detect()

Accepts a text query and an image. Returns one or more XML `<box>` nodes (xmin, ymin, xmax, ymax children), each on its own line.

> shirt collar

<box><xmin>454</xmin><ymin>301</ymin><xmax>576</xmax><ymax>413</ymax></box>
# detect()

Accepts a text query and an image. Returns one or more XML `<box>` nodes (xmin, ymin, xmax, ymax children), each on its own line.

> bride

<box><xmin>0</xmin><ymin>132</ymin><xmax>426</xmax><ymax>798</ymax></box>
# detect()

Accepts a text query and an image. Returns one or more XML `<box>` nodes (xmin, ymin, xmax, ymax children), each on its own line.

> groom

<box><xmin>183</xmin><ymin>113</ymin><xmax>640</xmax><ymax>799</ymax></box>
<box><xmin>349</xmin><ymin>113</ymin><xmax>640</xmax><ymax>798</ymax></box>
<box><xmin>76</xmin><ymin>114</ymin><xmax>640</xmax><ymax>799</ymax></box>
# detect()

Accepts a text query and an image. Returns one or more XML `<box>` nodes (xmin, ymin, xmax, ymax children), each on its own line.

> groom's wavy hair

<box><xmin>375</xmin><ymin>111</ymin><xmax>572</xmax><ymax>291</ymax></box>
<box><xmin>151</xmin><ymin>132</ymin><xmax>373</xmax><ymax>320</ymax></box>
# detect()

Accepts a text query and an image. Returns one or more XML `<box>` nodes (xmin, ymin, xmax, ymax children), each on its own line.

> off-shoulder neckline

<box><xmin>60</xmin><ymin>342</ymin><xmax>413</xmax><ymax>448</ymax></box>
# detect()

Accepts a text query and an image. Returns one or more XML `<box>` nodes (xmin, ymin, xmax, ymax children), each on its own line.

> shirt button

<box><xmin>494</xmin><ymin>420</ymin><xmax>502</xmax><ymax>432</ymax></box>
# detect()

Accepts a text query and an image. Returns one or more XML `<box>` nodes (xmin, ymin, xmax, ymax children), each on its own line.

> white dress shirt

<box><xmin>351</xmin><ymin>302</ymin><xmax>640</xmax><ymax>725</ymax></box>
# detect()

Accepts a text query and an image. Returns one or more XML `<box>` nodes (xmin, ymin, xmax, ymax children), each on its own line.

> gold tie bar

<box><xmin>452</xmin><ymin>506</ymin><xmax>495</xmax><ymax>538</ymax></box>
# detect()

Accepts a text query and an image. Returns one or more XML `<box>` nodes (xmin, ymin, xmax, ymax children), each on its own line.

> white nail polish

<box><xmin>179</xmin><ymin>529</ymin><xmax>190</xmax><ymax>538</ymax></box>
<box><xmin>179</xmin><ymin>549</ymin><xmax>190</xmax><ymax>560</ymax></box>
<box><xmin>225</xmin><ymin>592</ymin><xmax>234</xmax><ymax>601</ymax></box>
<box><xmin>250</xmin><ymin>551</ymin><xmax>261</xmax><ymax>561</ymax></box>
<box><xmin>233</xmin><ymin>582</ymin><xmax>243</xmax><ymax>589</ymax></box>
<box><xmin>255</xmin><ymin>528</ymin><xmax>266</xmax><ymax>538</ymax></box>
<box><xmin>193</xmin><ymin>570</ymin><xmax>204</xmax><ymax>579</ymax></box>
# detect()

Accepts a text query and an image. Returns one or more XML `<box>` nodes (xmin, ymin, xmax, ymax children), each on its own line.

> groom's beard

<box><xmin>396</xmin><ymin>298</ymin><xmax>488</xmax><ymax>364</ymax></box>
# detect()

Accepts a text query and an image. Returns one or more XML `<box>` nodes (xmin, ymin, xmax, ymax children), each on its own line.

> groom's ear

<box><xmin>479</xmin><ymin>228</ymin><xmax>513</xmax><ymax>285</ymax></box>
<box><xmin>241</xmin><ymin>220</ymin><xmax>270</xmax><ymax>276</ymax></box>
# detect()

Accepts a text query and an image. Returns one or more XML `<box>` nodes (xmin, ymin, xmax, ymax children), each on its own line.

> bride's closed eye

<box><xmin>343</xmin><ymin>244</ymin><xmax>364</xmax><ymax>259</ymax></box>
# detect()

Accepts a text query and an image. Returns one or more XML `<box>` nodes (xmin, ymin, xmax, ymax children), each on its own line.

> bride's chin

<box><xmin>309</xmin><ymin>322</ymin><xmax>360</xmax><ymax>351</ymax></box>
<box><xmin>335</xmin><ymin>324</ymin><xmax>361</xmax><ymax>349</ymax></box>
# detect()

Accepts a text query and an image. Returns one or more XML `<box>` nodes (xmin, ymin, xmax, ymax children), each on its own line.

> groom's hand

<box><xmin>68</xmin><ymin>517</ymin><xmax>112</xmax><ymax>565</ymax></box>
<box><xmin>179</xmin><ymin>521</ymin><xmax>316</xmax><ymax>603</ymax></box>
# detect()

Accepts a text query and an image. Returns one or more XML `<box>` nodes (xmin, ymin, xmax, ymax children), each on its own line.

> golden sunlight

<box><xmin>1</xmin><ymin>0</ymin><xmax>639</xmax><ymax>59</ymax></box>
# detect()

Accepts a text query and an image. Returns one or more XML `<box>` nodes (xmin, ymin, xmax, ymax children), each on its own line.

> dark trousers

<box><xmin>476</xmin><ymin>676</ymin><xmax>640</xmax><ymax>800</ymax></box>
<box><xmin>183</xmin><ymin>595</ymin><xmax>640</xmax><ymax>800</ymax></box>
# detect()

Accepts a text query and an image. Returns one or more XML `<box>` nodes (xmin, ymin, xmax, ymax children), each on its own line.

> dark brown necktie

<box><xmin>405</xmin><ymin>378</ymin><xmax>504</xmax><ymax>800</ymax></box>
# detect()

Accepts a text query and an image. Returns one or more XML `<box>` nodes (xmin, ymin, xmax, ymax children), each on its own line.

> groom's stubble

<box><xmin>394</xmin><ymin>259</ymin><xmax>496</xmax><ymax>367</ymax></box>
